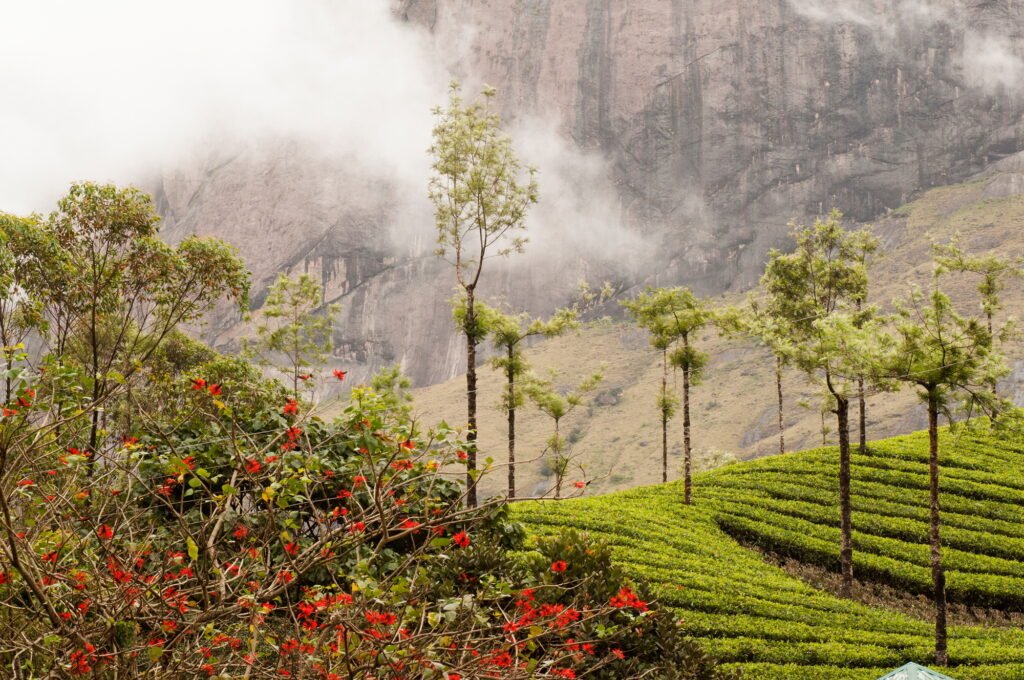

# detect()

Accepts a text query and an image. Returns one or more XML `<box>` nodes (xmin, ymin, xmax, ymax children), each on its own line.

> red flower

<box><xmin>452</xmin><ymin>531</ymin><xmax>471</xmax><ymax>548</ymax></box>
<box><xmin>574</xmin><ymin>481</ymin><xmax>586</xmax><ymax>489</ymax></box>
<box><xmin>400</xmin><ymin>439</ymin><xmax>415</xmax><ymax>451</ymax></box>
<box><xmin>191</xmin><ymin>378</ymin><xmax>207</xmax><ymax>391</ymax></box>
<box><xmin>333</xmin><ymin>369</ymin><xmax>347</xmax><ymax>381</ymax></box>
<box><xmin>245</xmin><ymin>459</ymin><xmax>261</xmax><ymax>474</ymax></box>
<box><xmin>551</xmin><ymin>560</ymin><xmax>568</xmax><ymax>573</ymax></box>
<box><xmin>122</xmin><ymin>436</ymin><xmax>139</xmax><ymax>446</ymax></box>
<box><xmin>2</xmin><ymin>407</ymin><xmax>19</xmax><ymax>417</ymax></box>
<box><xmin>16</xmin><ymin>479</ymin><xmax>34</xmax><ymax>487</ymax></box>
<box><xmin>16</xmin><ymin>396</ymin><xmax>31</xmax><ymax>408</ymax></box>
<box><xmin>208</xmin><ymin>383</ymin><xmax>222</xmax><ymax>397</ymax></box>
<box><xmin>284</xmin><ymin>542</ymin><xmax>300</xmax><ymax>556</ymax></box>
<box><xmin>400</xmin><ymin>519</ymin><xmax>421</xmax><ymax>530</ymax></box>
<box><xmin>96</xmin><ymin>524</ymin><xmax>114</xmax><ymax>541</ymax></box>
<box><xmin>233</xmin><ymin>526</ymin><xmax>248</xmax><ymax>540</ymax></box>
<box><xmin>611</xmin><ymin>648</ymin><xmax>626</xmax><ymax>660</ymax></box>
<box><xmin>348</xmin><ymin>521</ymin><xmax>365</xmax><ymax>534</ymax></box>
<box><xmin>282</xmin><ymin>398</ymin><xmax>299</xmax><ymax>416</ymax></box>
<box><xmin>456</xmin><ymin>450</ymin><xmax>468</xmax><ymax>461</ymax></box>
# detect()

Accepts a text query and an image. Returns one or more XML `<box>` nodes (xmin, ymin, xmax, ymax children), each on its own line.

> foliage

<box><xmin>430</xmin><ymin>81</ymin><xmax>538</xmax><ymax>508</ymax></box>
<box><xmin>248</xmin><ymin>272</ymin><xmax>339</xmax><ymax>396</ymax></box>
<box><xmin>623</xmin><ymin>287</ymin><xmax>712</xmax><ymax>498</ymax></box>
<box><xmin>0</xmin><ymin>186</ymin><xmax>725</xmax><ymax>678</ymax></box>
<box><xmin>525</xmin><ymin>369</ymin><xmax>603</xmax><ymax>499</ymax></box>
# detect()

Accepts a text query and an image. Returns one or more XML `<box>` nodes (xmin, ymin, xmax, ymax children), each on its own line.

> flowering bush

<box><xmin>0</xmin><ymin>367</ymin><xmax>732</xmax><ymax>679</ymax></box>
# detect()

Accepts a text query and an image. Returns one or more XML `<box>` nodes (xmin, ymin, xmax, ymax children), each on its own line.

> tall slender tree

<box><xmin>718</xmin><ymin>298</ymin><xmax>790</xmax><ymax>455</ymax></box>
<box><xmin>624</xmin><ymin>288</ymin><xmax>711</xmax><ymax>502</ymax></box>
<box><xmin>429</xmin><ymin>83</ymin><xmax>538</xmax><ymax>507</ymax></box>
<box><xmin>879</xmin><ymin>274</ymin><xmax>1008</xmax><ymax>666</ymax></box>
<box><xmin>850</xmin><ymin>231</ymin><xmax>878</xmax><ymax>455</ymax></box>
<box><xmin>761</xmin><ymin>211</ymin><xmax>879</xmax><ymax>595</ymax></box>
<box><xmin>484</xmin><ymin>304</ymin><xmax>578</xmax><ymax>499</ymax></box>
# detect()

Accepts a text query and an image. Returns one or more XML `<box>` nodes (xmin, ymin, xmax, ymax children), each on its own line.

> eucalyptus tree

<box><xmin>761</xmin><ymin>211</ymin><xmax>879</xmax><ymax>595</ymax></box>
<box><xmin>624</xmin><ymin>287</ymin><xmax>711</xmax><ymax>502</ymax></box>
<box><xmin>525</xmin><ymin>369</ymin><xmax>603</xmax><ymax>499</ymax></box>
<box><xmin>429</xmin><ymin>82</ymin><xmax>538</xmax><ymax>507</ymax></box>
<box><xmin>879</xmin><ymin>274</ymin><xmax>1008</xmax><ymax>666</ymax></box>
<box><xmin>484</xmin><ymin>303</ymin><xmax>578</xmax><ymax>498</ymax></box>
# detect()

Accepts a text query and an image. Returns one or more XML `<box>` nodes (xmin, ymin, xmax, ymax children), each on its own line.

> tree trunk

<box><xmin>776</xmin><ymin>355</ymin><xmax>785</xmax><ymax>455</ymax></box>
<box><xmin>507</xmin><ymin>345</ymin><xmax>516</xmax><ymax>499</ymax></box>
<box><xmin>465</xmin><ymin>289</ymin><xmax>478</xmax><ymax>508</ymax></box>
<box><xmin>858</xmin><ymin>376</ymin><xmax>867</xmax><ymax>455</ymax></box>
<box><xmin>835</xmin><ymin>394</ymin><xmax>854</xmax><ymax>596</ymax></box>
<box><xmin>928</xmin><ymin>389</ymin><xmax>948</xmax><ymax>666</ymax></box>
<box><xmin>683</xmin><ymin>335</ymin><xmax>692</xmax><ymax>505</ymax></box>
<box><xmin>661</xmin><ymin>348</ymin><xmax>668</xmax><ymax>484</ymax></box>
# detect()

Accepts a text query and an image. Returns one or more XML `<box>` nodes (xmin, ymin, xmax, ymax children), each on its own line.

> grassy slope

<box><xmin>411</xmin><ymin>168</ymin><xmax>1024</xmax><ymax>499</ymax></box>
<box><xmin>515</xmin><ymin>425</ymin><xmax>1024</xmax><ymax>679</ymax></box>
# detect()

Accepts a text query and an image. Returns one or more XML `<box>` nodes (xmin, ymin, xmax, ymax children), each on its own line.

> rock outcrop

<box><xmin>155</xmin><ymin>0</ymin><xmax>1024</xmax><ymax>387</ymax></box>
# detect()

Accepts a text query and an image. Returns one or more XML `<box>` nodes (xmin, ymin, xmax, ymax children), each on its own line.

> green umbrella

<box><xmin>877</xmin><ymin>663</ymin><xmax>958</xmax><ymax>680</ymax></box>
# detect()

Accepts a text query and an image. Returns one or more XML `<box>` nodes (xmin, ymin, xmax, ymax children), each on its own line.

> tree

<box><xmin>879</xmin><ymin>273</ymin><xmax>1009</xmax><ymax>666</ymax></box>
<box><xmin>718</xmin><ymin>297</ymin><xmax>790</xmax><ymax>455</ymax></box>
<box><xmin>624</xmin><ymin>288</ymin><xmax>711</xmax><ymax>503</ymax></box>
<box><xmin>933</xmin><ymin>235</ymin><xmax>1019</xmax><ymax>405</ymax></box>
<box><xmin>429</xmin><ymin>82</ymin><xmax>538</xmax><ymax>507</ymax></box>
<box><xmin>526</xmin><ymin>369</ymin><xmax>603</xmax><ymax>499</ymax></box>
<box><xmin>761</xmin><ymin>211</ymin><xmax>879</xmax><ymax>595</ymax></box>
<box><xmin>0</xmin><ymin>214</ymin><xmax>53</xmax><ymax>403</ymax></box>
<box><xmin>248</xmin><ymin>272</ymin><xmax>338</xmax><ymax>397</ymax></box>
<box><xmin>39</xmin><ymin>183</ymin><xmax>249</xmax><ymax>467</ymax></box>
<box><xmin>484</xmin><ymin>303</ymin><xmax>578</xmax><ymax>499</ymax></box>
<box><xmin>850</xmin><ymin>231</ymin><xmax>878</xmax><ymax>455</ymax></box>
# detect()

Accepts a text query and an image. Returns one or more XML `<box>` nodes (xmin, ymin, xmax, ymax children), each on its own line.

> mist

<box><xmin>0</xmin><ymin>1</ymin><xmax>448</xmax><ymax>215</ymax></box>
<box><xmin>788</xmin><ymin>0</ymin><xmax>1024</xmax><ymax>95</ymax></box>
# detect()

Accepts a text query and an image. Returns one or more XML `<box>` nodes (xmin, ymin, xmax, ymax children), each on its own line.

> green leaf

<box><xmin>186</xmin><ymin>537</ymin><xmax>199</xmax><ymax>561</ymax></box>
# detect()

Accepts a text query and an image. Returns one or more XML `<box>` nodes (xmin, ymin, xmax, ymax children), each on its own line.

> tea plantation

<box><xmin>515</xmin><ymin>425</ymin><xmax>1024</xmax><ymax>679</ymax></box>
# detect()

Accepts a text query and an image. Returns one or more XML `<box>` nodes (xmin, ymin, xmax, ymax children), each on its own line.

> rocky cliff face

<box><xmin>155</xmin><ymin>0</ymin><xmax>1024</xmax><ymax>388</ymax></box>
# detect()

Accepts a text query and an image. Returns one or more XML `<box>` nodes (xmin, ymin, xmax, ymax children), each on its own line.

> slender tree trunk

<box><xmin>856</xmin><ymin>297</ymin><xmax>867</xmax><ymax>454</ymax></box>
<box><xmin>507</xmin><ymin>345</ymin><xmax>516</xmax><ymax>499</ymax></box>
<box><xmin>858</xmin><ymin>376</ymin><xmax>867</xmax><ymax>455</ymax></box>
<box><xmin>776</xmin><ymin>355</ymin><xmax>785</xmax><ymax>455</ymax></box>
<box><xmin>465</xmin><ymin>289</ymin><xmax>478</xmax><ymax>508</ymax></box>
<box><xmin>683</xmin><ymin>335</ymin><xmax>692</xmax><ymax>505</ymax></box>
<box><xmin>835</xmin><ymin>392</ymin><xmax>854</xmax><ymax>596</ymax></box>
<box><xmin>928</xmin><ymin>389</ymin><xmax>948</xmax><ymax>666</ymax></box>
<box><xmin>661</xmin><ymin>348</ymin><xmax>668</xmax><ymax>484</ymax></box>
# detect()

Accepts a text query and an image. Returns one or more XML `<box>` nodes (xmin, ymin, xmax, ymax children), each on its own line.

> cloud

<box><xmin>0</xmin><ymin>1</ymin><xmax>451</xmax><ymax>214</ymax></box>
<box><xmin>963</xmin><ymin>32</ymin><xmax>1024</xmax><ymax>95</ymax></box>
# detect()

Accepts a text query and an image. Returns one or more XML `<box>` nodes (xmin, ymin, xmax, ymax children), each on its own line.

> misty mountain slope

<box><xmin>410</xmin><ymin>156</ymin><xmax>1024</xmax><ymax>499</ymax></box>
<box><xmin>154</xmin><ymin>0</ymin><xmax>1024</xmax><ymax>391</ymax></box>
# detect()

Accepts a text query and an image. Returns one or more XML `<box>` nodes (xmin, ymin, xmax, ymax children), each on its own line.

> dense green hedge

<box><xmin>515</xmin><ymin>423</ymin><xmax>1024</xmax><ymax>677</ymax></box>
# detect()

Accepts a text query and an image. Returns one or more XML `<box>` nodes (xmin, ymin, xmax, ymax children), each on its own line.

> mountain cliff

<box><xmin>154</xmin><ymin>0</ymin><xmax>1024</xmax><ymax>388</ymax></box>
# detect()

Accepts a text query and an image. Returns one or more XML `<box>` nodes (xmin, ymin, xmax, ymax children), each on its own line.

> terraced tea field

<box><xmin>515</xmin><ymin>425</ymin><xmax>1024</xmax><ymax>679</ymax></box>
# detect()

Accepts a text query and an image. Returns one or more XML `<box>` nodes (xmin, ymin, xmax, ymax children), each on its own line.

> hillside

<box><xmin>410</xmin><ymin>158</ymin><xmax>1024</xmax><ymax>499</ymax></box>
<box><xmin>515</xmin><ymin>424</ymin><xmax>1024</xmax><ymax>679</ymax></box>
